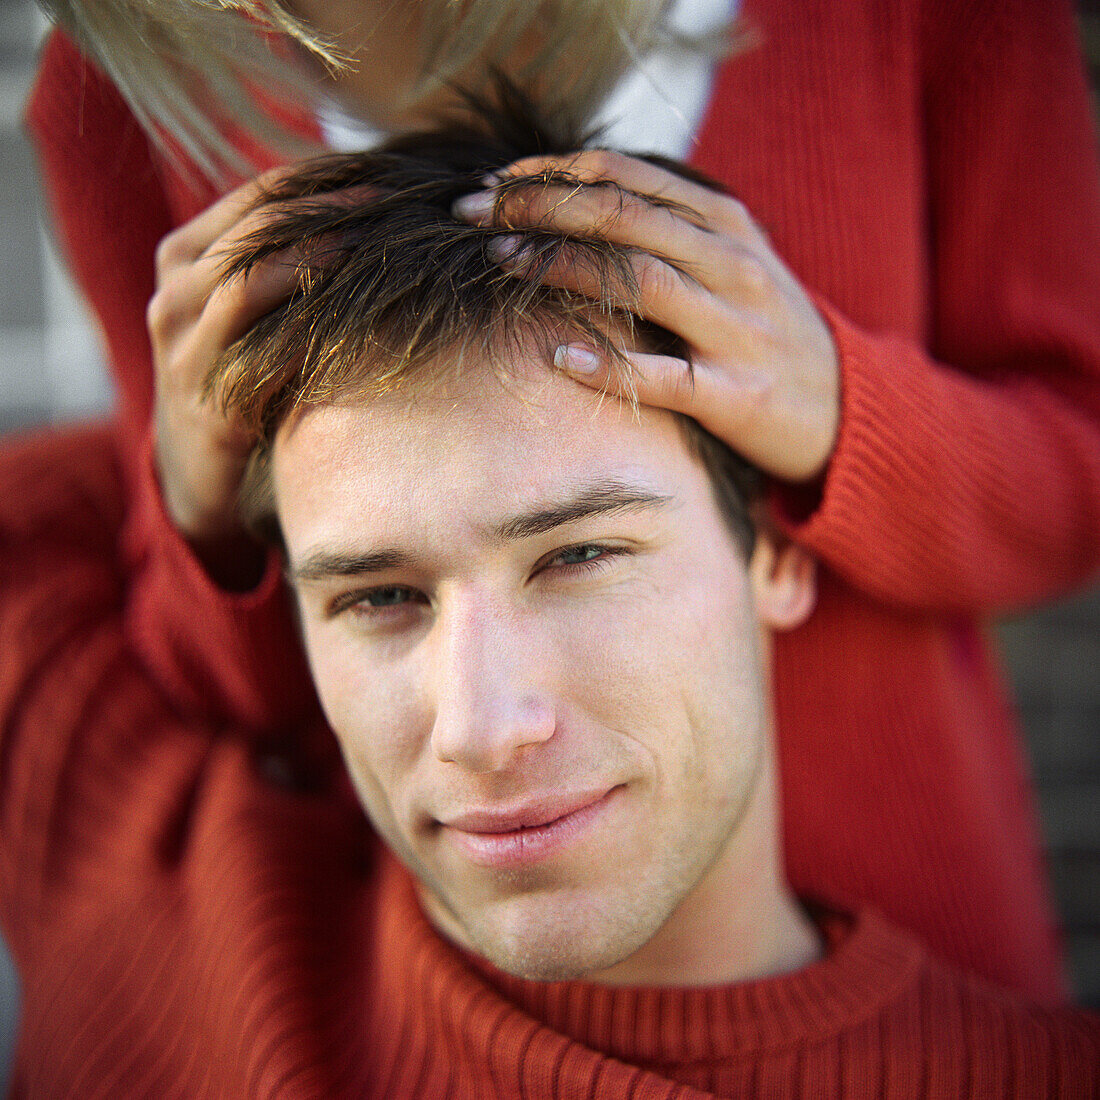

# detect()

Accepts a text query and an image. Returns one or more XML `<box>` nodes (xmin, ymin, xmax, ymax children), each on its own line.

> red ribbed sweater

<box><xmin>21</xmin><ymin>0</ymin><xmax>1100</xmax><ymax>1010</ymax></box>
<box><xmin>3</xmin><ymin>425</ymin><xmax>1100</xmax><ymax>1096</ymax></box>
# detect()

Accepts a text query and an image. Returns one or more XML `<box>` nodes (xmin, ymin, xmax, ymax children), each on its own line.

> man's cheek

<box><xmin>304</xmin><ymin>631</ymin><xmax>424</xmax><ymax>770</ymax></box>
<box><xmin>319</xmin><ymin>675</ymin><xmax>426</xmax><ymax>854</ymax></box>
<box><xmin>562</xmin><ymin>595</ymin><xmax>679</xmax><ymax>735</ymax></box>
<box><xmin>576</xmin><ymin>577</ymin><xmax>705</xmax><ymax>676</ymax></box>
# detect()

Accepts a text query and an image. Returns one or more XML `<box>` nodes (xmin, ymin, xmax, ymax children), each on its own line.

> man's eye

<box><xmin>328</xmin><ymin>585</ymin><xmax>426</xmax><ymax>619</ymax></box>
<box><xmin>544</xmin><ymin>544</ymin><xmax>631</xmax><ymax>577</ymax></box>
<box><xmin>555</xmin><ymin>544</ymin><xmax>608</xmax><ymax>567</ymax></box>
<box><xmin>363</xmin><ymin>586</ymin><xmax>420</xmax><ymax>607</ymax></box>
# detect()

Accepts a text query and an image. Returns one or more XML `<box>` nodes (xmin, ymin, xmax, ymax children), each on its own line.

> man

<box><xmin>2</xmin><ymin>107</ymin><xmax>1097</xmax><ymax>1097</ymax></box>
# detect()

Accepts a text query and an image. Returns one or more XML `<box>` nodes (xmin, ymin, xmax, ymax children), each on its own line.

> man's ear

<box><xmin>747</xmin><ymin>529</ymin><xmax>817</xmax><ymax>631</ymax></box>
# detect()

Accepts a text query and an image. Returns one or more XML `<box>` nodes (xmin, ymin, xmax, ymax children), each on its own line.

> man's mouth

<box><xmin>437</xmin><ymin>787</ymin><xmax>621</xmax><ymax>868</ymax></box>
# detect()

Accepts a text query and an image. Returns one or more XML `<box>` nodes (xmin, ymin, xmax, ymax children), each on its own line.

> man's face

<box><xmin>274</xmin><ymin>353</ymin><xmax>779</xmax><ymax>983</ymax></box>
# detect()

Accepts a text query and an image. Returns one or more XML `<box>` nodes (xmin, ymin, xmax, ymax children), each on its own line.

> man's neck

<box><xmin>594</xmin><ymin>882</ymin><xmax>823</xmax><ymax>988</ymax></box>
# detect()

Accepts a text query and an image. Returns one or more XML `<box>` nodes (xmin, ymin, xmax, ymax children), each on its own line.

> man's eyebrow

<box><xmin>494</xmin><ymin>480</ymin><xmax>673</xmax><ymax>541</ymax></box>
<box><xmin>290</xmin><ymin>481</ymin><xmax>673</xmax><ymax>583</ymax></box>
<box><xmin>291</xmin><ymin>547</ymin><xmax>414</xmax><ymax>584</ymax></box>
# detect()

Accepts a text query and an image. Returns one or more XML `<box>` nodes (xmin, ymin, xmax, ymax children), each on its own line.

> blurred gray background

<box><xmin>0</xmin><ymin>0</ymin><xmax>1098</xmax><ymax>1092</ymax></box>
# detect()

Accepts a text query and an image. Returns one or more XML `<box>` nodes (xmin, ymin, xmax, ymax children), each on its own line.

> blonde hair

<box><xmin>38</xmin><ymin>0</ymin><xmax>681</xmax><ymax>184</ymax></box>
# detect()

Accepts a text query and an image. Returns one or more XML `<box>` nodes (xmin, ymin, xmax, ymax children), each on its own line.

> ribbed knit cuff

<box><xmin>768</xmin><ymin>297</ymin><xmax>909</xmax><ymax>550</ymax></box>
<box><xmin>121</xmin><ymin>431</ymin><xmax>316</xmax><ymax>731</ymax></box>
<box><xmin>768</xmin><ymin>299</ymin><xmax>993</xmax><ymax>610</ymax></box>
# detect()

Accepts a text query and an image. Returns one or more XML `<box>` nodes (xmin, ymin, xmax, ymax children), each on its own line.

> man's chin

<box><xmin>469</xmin><ymin>922</ymin><xmax>649</xmax><ymax>984</ymax></box>
<box><xmin>417</xmin><ymin>880</ymin><xmax>659</xmax><ymax>984</ymax></box>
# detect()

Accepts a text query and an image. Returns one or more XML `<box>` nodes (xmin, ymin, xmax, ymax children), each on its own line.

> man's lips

<box><xmin>437</xmin><ymin>787</ymin><xmax>621</xmax><ymax>867</ymax></box>
<box><xmin>441</xmin><ymin>788</ymin><xmax>614</xmax><ymax>833</ymax></box>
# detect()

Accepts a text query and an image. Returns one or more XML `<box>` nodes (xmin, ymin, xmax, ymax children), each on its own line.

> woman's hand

<box><xmin>454</xmin><ymin>150</ymin><xmax>841</xmax><ymax>483</ymax></box>
<box><xmin>146</xmin><ymin>168</ymin><xmax>300</xmax><ymax>553</ymax></box>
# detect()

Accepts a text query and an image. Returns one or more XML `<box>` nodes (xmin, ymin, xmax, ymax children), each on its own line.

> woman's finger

<box><xmin>486</xmin><ymin>148</ymin><xmax>763</xmax><ymax>241</ymax></box>
<box><xmin>555</xmin><ymin>343</ymin><xmax>700</xmax><ymax>416</ymax></box>
<box><xmin>555</xmin><ymin>341</ymin><xmax>818</xmax><ymax>479</ymax></box>
<box><xmin>551</xmin><ymin>343</ymin><xmax>764</xmax><ymax>431</ymax></box>
<box><xmin>462</xmin><ymin>177</ymin><xmax>739</xmax><ymax>283</ymax></box>
<box><xmin>154</xmin><ymin>166</ymin><xmax>297</xmax><ymax>276</ymax></box>
<box><xmin>158</xmin><ymin>191</ymin><xmax>305</xmax><ymax>339</ymax></box>
<box><xmin>166</xmin><ymin>176</ymin><xmax>378</xmax><ymax>333</ymax></box>
<box><xmin>492</xmin><ymin>234</ymin><xmax>759</xmax><ymax>359</ymax></box>
<box><xmin>188</xmin><ymin>253</ymin><xmax>301</xmax><ymax>377</ymax></box>
<box><xmin>459</xmin><ymin>169</ymin><xmax>778</xmax><ymax>302</ymax></box>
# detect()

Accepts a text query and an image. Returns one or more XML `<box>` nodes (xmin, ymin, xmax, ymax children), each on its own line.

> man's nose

<box><xmin>429</xmin><ymin>594</ymin><xmax>556</xmax><ymax>772</ymax></box>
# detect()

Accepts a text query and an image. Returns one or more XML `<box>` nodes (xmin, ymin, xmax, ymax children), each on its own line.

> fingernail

<box><xmin>555</xmin><ymin>345</ymin><xmax>600</xmax><ymax>374</ymax></box>
<box><xmin>453</xmin><ymin>190</ymin><xmax>495</xmax><ymax>220</ymax></box>
<box><xmin>481</xmin><ymin>170</ymin><xmax>506</xmax><ymax>188</ymax></box>
<box><xmin>489</xmin><ymin>235</ymin><xmax>526</xmax><ymax>265</ymax></box>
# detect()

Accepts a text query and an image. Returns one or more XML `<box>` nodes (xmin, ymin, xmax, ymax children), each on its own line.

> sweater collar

<box><xmin>377</xmin><ymin>853</ymin><xmax>926</xmax><ymax>1069</ymax></box>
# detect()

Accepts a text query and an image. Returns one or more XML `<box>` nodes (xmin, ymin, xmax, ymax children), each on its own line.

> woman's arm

<box><xmin>773</xmin><ymin>0</ymin><xmax>1100</xmax><ymax>611</ymax></box>
<box><xmin>25</xmin><ymin>32</ymin><xmax>318</xmax><ymax>723</ymax></box>
<box><xmin>459</xmin><ymin>0</ymin><xmax>1100</xmax><ymax>614</ymax></box>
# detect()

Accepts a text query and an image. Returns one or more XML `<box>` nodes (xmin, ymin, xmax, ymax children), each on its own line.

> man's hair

<box><xmin>209</xmin><ymin>87</ymin><xmax>761</xmax><ymax>555</ymax></box>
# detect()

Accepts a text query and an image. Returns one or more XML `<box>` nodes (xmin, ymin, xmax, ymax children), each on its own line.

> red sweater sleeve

<box><xmin>120</xmin><ymin>432</ymin><xmax>316</xmax><ymax>731</ymax></box>
<box><xmin>0</xmin><ymin>427</ymin><xmax>327</xmax><ymax>931</ymax></box>
<box><xmin>25</xmin><ymin>30</ymin><xmax>170</xmax><ymax>439</ymax></box>
<box><xmin>771</xmin><ymin>0</ymin><xmax>1100</xmax><ymax>612</ymax></box>
<box><xmin>24</xmin><ymin>32</ymin><xmax>318</xmax><ymax>725</ymax></box>
<box><xmin>0</xmin><ymin>427</ymin><xmax>156</xmax><ymax>920</ymax></box>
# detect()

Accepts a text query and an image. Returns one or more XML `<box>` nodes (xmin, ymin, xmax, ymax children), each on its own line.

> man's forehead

<box><xmin>275</xmin><ymin>353</ymin><xmax>681</xmax><ymax>480</ymax></box>
<box><xmin>271</xmin><ymin>353</ymin><xmax>698</xmax><ymax>551</ymax></box>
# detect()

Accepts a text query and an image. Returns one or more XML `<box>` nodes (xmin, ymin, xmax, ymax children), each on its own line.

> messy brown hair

<box><xmin>208</xmin><ymin>88</ymin><xmax>761</xmax><ymax>554</ymax></box>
